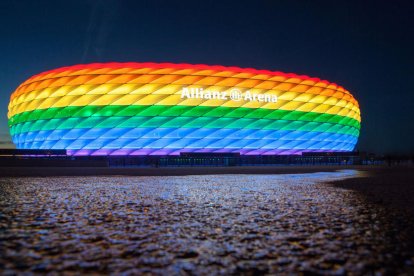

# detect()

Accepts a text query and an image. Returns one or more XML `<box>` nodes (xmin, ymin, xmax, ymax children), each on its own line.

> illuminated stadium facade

<box><xmin>8</xmin><ymin>63</ymin><xmax>361</xmax><ymax>156</ymax></box>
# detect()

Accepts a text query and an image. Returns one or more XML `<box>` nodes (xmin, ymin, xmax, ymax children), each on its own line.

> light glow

<box><xmin>8</xmin><ymin>62</ymin><xmax>361</xmax><ymax>156</ymax></box>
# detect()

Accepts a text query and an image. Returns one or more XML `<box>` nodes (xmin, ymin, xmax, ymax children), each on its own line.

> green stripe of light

<box><xmin>10</xmin><ymin>115</ymin><xmax>360</xmax><ymax>137</ymax></box>
<box><xmin>9</xmin><ymin>105</ymin><xmax>361</xmax><ymax>130</ymax></box>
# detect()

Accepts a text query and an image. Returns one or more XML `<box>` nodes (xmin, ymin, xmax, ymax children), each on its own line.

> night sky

<box><xmin>1</xmin><ymin>0</ymin><xmax>413</xmax><ymax>154</ymax></box>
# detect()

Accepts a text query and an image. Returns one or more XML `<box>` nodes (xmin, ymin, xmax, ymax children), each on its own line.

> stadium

<box><xmin>7</xmin><ymin>62</ymin><xmax>361</xmax><ymax>156</ymax></box>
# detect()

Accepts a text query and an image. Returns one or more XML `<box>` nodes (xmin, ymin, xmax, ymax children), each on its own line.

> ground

<box><xmin>1</xmin><ymin>167</ymin><xmax>413</xmax><ymax>275</ymax></box>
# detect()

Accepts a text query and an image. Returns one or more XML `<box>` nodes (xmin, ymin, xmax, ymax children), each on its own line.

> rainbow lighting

<box><xmin>8</xmin><ymin>62</ymin><xmax>361</xmax><ymax>156</ymax></box>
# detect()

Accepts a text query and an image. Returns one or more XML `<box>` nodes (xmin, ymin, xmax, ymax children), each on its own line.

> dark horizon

<box><xmin>1</xmin><ymin>0</ymin><xmax>413</xmax><ymax>155</ymax></box>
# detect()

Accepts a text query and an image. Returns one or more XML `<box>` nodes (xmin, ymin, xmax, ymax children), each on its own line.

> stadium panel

<box><xmin>8</xmin><ymin>63</ymin><xmax>361</xmax><ymax>155</ymax></box>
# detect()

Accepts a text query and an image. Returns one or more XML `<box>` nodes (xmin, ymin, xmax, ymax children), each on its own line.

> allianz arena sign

<box><xmin>181</xmin><ymin>87</ymin><xmax>278</xmax><ymax>103</ymax></box>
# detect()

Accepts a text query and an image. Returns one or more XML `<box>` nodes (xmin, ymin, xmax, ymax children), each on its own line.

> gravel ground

<box><xmin>1</xmin><ymin>169</ymin><xmax>414</xmax><ymax>275</ymax></box>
